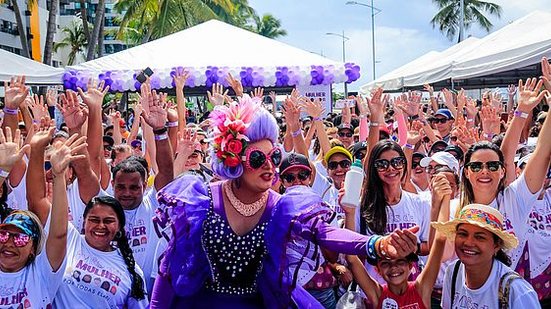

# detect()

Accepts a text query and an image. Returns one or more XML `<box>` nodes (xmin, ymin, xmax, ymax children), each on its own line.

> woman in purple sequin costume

<box><xmin>150</xmin><ymin>95</ymin><xmax>419</xmax><ymax>308</ymax></box>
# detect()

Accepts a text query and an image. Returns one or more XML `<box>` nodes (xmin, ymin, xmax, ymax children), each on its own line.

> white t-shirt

<box><xmin>121</xmin><ymin>188</ymin><xmax>161</xmax><ymax>292</ymax></box>
<box><xmin>6</xmin><ymin>169</ymin><xmax>27</xmax><ymax>211</ymax></box>
<box><xmin>54</xmin><ymin>224</ymin><xmax>149</xmax><ymax>309</ymax></box>
<box><xmin>0</xmin><ymin>247</ymin><xmax>66</xmax><ymax>308</ymax></box>
<box><xmin>67</xmin><ymin>179</ymin><xmax>108</xmax><ymax>232</ymax></box>
<box><xmin>311</xmin><ymin>169</ymin><xmax>342</xmax><ymax>224</ymax></box>
<box><xmin>313</xmin><ymin>160</ymin><xmax>328</xmax><ymax>179</ymax></box>
<box><xmin>441</xmin><ymin>259</ymin><xmax>539</xmax><ymax>309</ymax></box>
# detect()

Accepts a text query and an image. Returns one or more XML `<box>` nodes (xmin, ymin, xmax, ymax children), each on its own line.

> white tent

<box><xmin>67</xmin><ymin>20</ymin><xmax>358</xmax><ymax>92</ymax></box>
<box><xmin>362</xmin><ymin>10</ymin><xmax>551</xmax><ymax>92</ymax></box>
<box><xmin>0</xmin><ymin>49</ymin><xmax>64</xmax><ymax>84</ymax></box>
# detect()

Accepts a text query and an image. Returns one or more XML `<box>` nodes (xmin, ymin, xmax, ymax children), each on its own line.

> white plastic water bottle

<box><xmin>341</xmin><ymin>160</ymin><xmax>364</xmax><ymax>208</ymax></box>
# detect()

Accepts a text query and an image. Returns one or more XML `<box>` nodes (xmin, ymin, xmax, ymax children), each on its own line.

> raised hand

<box><xmin>269</xmin><ymin>91</ymin><xmax>277</xmax><ymax>104</ymax></box>
<box><xmin>541</xmin><ymin>57</ymin><xmax>551</xmax><ymax>91</ymax></box>
<box><xmin>0</xmin><ymin>127</ymin><xmax>30</xmax><ymax>173</ymax></box>
<box><xmin>176</xmin><ymin>129</ymin><xmax>197</xmax><ymax>158</ymax></box>
<box><xmin>382</xmin><ymin>226</ymin><xmax>419</xmax><ymax>259</ymax></box>
<box><xmin>465</xmin><ymin>98</ymin><xmax>478</xmax><ymax>119</ymax></box>
<box><xmin>431</xmin><ymin>173</ymin><xmax>453</xmax><ymax>202</ymax></box>
<box><xmin>490</xmin><ymin>91</ymin><xmax>503</xmax><ymax>110</ymax></box>
<box><xmin>142</xmin><ymin>90</ymin><xmax>168</xmax><ymax>130</ymax></box>
<box><xmin>354</xmin><ymin>95</ymin><xmax>370</xmax><ymax>117</ymax></box>
<box><xmin>29</xmin><ymin>117</ymin><xmax>55</xmax><ymax>149</ymax></box>
<box><xmin>77</xmin><ymin>78</ymin><xmax>109</xmax><ymax>109</ymax></box>
<box><xmin>58</xmin><ymin>90</ymin><xmax>88</xmax><ymax>130</ymax></box>
<box><xmin>507</xmin><ymin>84</ymin><xmax>517</xmax><ymax>97</ymax></box>
<box><xmin>166</xmin><ymin>100</ymin><xmax>178</xmax><ymax>122</ymax></box>
<box><xmin>226</xmin><ymin>73</ymin><xmax>243</xmax><ymax>97</ymax></box>
<box><xmin>441</xmin><ymin>88</ymin><xmax>455</xmax><ymax>109</ymax></box>
<box><xmin>173</xmin><ymin>68</ymin><xmax>190</xmax><ymax>90</ymax></box>
<box><xmin>27</xmin><ymin>94</ymin><xmax>49</xmax><ymax>121</ymax></box>
<box><xmin>49</xmin><ymin>133</ymin><xmax>87</xmax><ymax>176</ymax></box>
<box><xmin>406</xmin><ymin>120</ymin><xmax>423</xmax><ymax>145</ymax></box>
<box><xmin>299</xmin><ymin>97</ymin><xmax>324</xmax><ymax>119</ymax></box>
<box><xmin>4</xmin><ymin>76</ymin><xmax>29</xmax><ymax>110</ymax></box>
<box><xmin>282</xmin><ymin>97</ymin><xmax>301</xmax><ymax>131</ymax></box>
<box><xmin>341</xmin><ymin>103</ymin><xmax>352</xmax><ymax>124</ymax></box>
<box><xmin>456</xmin><ymin>89</ymin><xmax>467</xmax><ymax>116</ymax></box>
<box><xmin>367</xmin><ymin>87</ymin><xmax>384</xmax><ymax>121</ymax></box>
<box><xmin>517</xmin><ymin>78</ymin><xmax>547</xmax><ymax>113</ymax></box>
<box><xmin>108</xmin><ymin>110</ymin><xmax>122</xmax><ymax>127</ymax></box>
<box><xmin>250</xmin><ymin>87</ymin><xmax>264</xmax><ymax>99</ymax></box>
<box><xmin>46</xmin><ymin>88</ymin><xmax>58</xmax><ymax>107</ymax></box>
<box><xmin>480</xmin><ymin>105</ymin><xmax>500</xmax><ymax>136</ymax></box>
<box><xmin>207</xmin><ymin>83</ymin><xmax>228</xmax><ymax>106</ymax></box>
<box><xmin>423</xmin><ymin>83</ymin><xmax>434</xmax><ymax>96</ymax></box>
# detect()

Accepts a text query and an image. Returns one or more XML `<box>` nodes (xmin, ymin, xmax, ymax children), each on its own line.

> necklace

<box><xmin>224</xmin><ymin>181</ymin><xmax>268</xmax><ymax>217</ymax></box>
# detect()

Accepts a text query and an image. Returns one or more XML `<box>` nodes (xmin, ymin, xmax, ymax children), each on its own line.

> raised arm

<box><xmin>346</xmin><ymin>255</ymin><xmax>382</xmax><ymax>306</ymax></box>
<box><xmin>365</xmin><ymin>88</ymin><xmax>384</xmax><ymax>167</ymax></box>
<box><xmin>173</xmin><ymin>69</ymin><xmax>189</xmax><ymax>132</ymax></box>
<box><xmin>47</xmin><ymin>133</ymin><xmax>87</xmax><ymax>271</ymax></box>
<box><xmin>2</xmin><ymin>76</ymin><xmax>29</xmax><ymax>133</ymax></box>
<box><xmin>173</xmin><ymin>129</ymin><xmax>196</xmax><ymax>177</ymax></box>
<box><xmin>0</xmin><ymin>127</ymin><xmax>30</xmax><ymax>199</ymax></box>
<box><xmin>501</xmin><ymin>78</ymin><xmax>547</xmax><ymax>186</ymax></box>
<box><xmin>282</xmin><ymin>97</ymin><xmax>307</xmax><ymax>157</ymax></box>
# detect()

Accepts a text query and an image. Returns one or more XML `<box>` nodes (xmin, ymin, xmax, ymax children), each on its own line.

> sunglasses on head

<box><xmin>430</xmin><ymin>118</ymin><xmax>448</xmax><ymax>124</ymax></box>
<box><xmin>465</xmin><ymin>161</ymin><xmax>503</xmax><ymax>172</ymax></box>
<box><xmin>338</xmin><ymin>131</ymin><xmax>353</xmax><ymax>138</ymax></box>
<box><xmin>327</xmin><ymin>159</ymin><xmax>352</xmax><ymax>170</ymax></box>
<box><xmin>374</xmin><ymin>157</ymin><xmax>407</xmax><ymax>172</ymax></box>
<box><xmin>0</xmin><ymin>230</ymin><xmax>31</xmax><ymax>247</ymax></box>
<box><xmin>242</xmin><ymin>147</ymin><xmax>282</xmax><ymax>170</ymax></box>
<box><xmin>281</xmin><ymin>170</ymin><xmax>311</xmax><ymax>183</ymax></box>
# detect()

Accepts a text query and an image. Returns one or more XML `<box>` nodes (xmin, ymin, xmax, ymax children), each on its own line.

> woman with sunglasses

<box><xmin>0</xmin><ymin>127</ymin><xmax>85</xmax><ymax>308</ymax></box>
<box><xmin>150</xmin><ymin>95</ymin><xmax>420</xmax><ymax>308</ymax></box>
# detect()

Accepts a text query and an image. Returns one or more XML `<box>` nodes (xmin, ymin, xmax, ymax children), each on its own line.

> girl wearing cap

<box><xmin>149</xmin><ymin>95</ymin><xmax>420</xmax><ymax>308</ymax></box>
<box><xmin>434</xmin><ymin>204</ymin><xmax>539</xmax><ymax>308</ymax></box>
<box><xmin>0</xmin><ymin>127</ymin><xmax>85</xmax><ymax>308</ymax></box>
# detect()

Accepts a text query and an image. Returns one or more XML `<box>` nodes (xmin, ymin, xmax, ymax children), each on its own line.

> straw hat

<box><xmin>431</xmin><ymin>204</ymin><xmax>518</xmax><ymax>250</ymax></box>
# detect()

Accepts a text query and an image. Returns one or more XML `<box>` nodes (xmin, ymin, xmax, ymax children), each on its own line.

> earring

<box><xmin>115</xmin><ymin>231</ymin><xmax>123</xmax><ymax>239</ymax></box>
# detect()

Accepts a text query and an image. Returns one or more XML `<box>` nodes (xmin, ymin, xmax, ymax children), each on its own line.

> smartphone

<box><xmin>500</xmin><ymin>112</ymin><xmax>509</xmax><ymax>123</ymax></box>
<box><xmin>143</xmin><ymin>67</ymin><xmax>154</xmax><ymax>77</ymax></box>
<box><xmin>335</xmin><ymin>99</ymin><xmax>355</xmax><ymax>109</ymax></box>
<box><xmin>136</xmin><ymin>67</ymin><xmax>154</xmax><ymax>83</ymax></box>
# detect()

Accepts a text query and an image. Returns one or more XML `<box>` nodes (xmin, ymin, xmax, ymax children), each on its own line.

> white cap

<box><xmin>517</xmin><ymin>154</ymin><xmax>532</xmax><ymax>169</ymax></box>
<box><xmin>420</xmin><ymin>151</ymin><xmax>460</xmax><ymax>173</ymax></box>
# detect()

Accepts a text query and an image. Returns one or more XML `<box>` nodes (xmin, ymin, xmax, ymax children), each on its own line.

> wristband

<box><xmin>291</xmin><ymin>128</ymin><xmax>302</xmax><ymax>138</ymax></box>
<box><xmin>3</xmin><ymin>107</ymin><xmax>18</xmax><ymax>115</ymax></box>
<box><xmin>369</xmin><ymin>122</ymin><xmax>379</xmax><ymax>127</ymax></box>
<box><xmin>514</xmin><ymin>110</ymin><xmax>528</xmax><ymax>119</ymax></box>
<box><xmin>0</xmin><ymin>169</ymin><xmax>9</xmax><ymax>178</ymax></box>
<box><xmin>366</xmin><ymin>235</ymin><xmax>382</xmax><ymax>261</ymax></box>
<box><xmin>153</xmin><ymin>126</ymin><xmax>168</xmax><ymax>135</ymax></box>
<box><xmin>313</xmin><ymin>116</ymin><xmax>322</xmax><ymax>121</ymax></box>
<box><xmin>154</xmin><ymin>133</ymin><xmax>168</xmax><ymax>141</ymax></box>
<box><xmin>166</xmin><ymin>121</ymin><xmax>178</xmax><ymax>128</ymax></box>
<box><xmin>360</xmin><ymin>114</ymin><xmax>368</xmax><ymax>119</ymax></box>
<box><xmin>404</xmin><ymin>143</ymin><xmax>415</xmax><ymax>150</ymax></box>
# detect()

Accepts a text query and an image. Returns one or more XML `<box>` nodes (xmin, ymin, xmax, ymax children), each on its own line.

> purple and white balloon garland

<box><xmin>62</xmin><ymin>63</ymin><xmax>361</xmax><ymax>92</ymax></box>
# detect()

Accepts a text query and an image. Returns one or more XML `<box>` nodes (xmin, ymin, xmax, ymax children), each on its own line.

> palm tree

<box><xmin>86</xmin><ymin>0</ymin><xmax>105</xmax><ymax>60</ymax></box>
<box><xmin>249</xmin><ymin>13</ymin><xmax>286</xmax><ymax>39</ymax></box>
<box><xmin>79</xmin><ymin>0</ymin><xmax>91</xmax><ymax>42</ymax></box>
<box><xmin>43</xmin><ymin>0</ymin><xmax>59</xmax><ymax>65</ymax></box>
<box><xmin>430</xmin><ymin>0</ymin><xmax>502</xmax><ymax>42</ymax></box>
<box><xmin>54</xmin><ymin>21</ymin><xmax>87</xmax><ymax>65</ymax></box>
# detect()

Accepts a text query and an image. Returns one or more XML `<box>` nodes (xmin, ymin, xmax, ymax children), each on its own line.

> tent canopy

<box><xmin>0</xmin><ymin>49</ymin><xmax>64</xmax><ymax>84</ymax></box>
<box><xmin>67</xmin><ymin>20</ymin><xmax>360</xmax><ymax>92</ymax></box>
<box><xmin>362</xmin><ymin>10</ymin><xmax>551</xmax><ymax>92</ymax></box>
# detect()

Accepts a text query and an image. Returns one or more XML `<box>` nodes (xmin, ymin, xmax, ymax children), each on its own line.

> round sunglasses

<box><xmin>242</xmin><ymin>147</ymin><xmax>282</xmax><ymax>170</ymax></box>
<box><xmin>281</xmin><ymin>170</ymin><xmax>311</xmax><ymax>183</ymax></box>
<box><xmin>338</xmin><ymin>131</ymin><xmax>353</xmax><ymax>138</ymax></box>
<box><xmin>327</xmin><ymin>159</ymin><xmax>352</xmax><ymax>170</ymax></box>
<box><xmin>0</xmin><ymin>230</ymin><xmax>31</xmax><ymax>247</ymax></box>
<box><xmin>465</xmin><ymin>161</ymin><xmax>503</xmax><ymax>173</ymax></box>
<box><xmin>374</xmin><ymin>157</ymin><xmax>407</xmax><ymax>172</ymax></box>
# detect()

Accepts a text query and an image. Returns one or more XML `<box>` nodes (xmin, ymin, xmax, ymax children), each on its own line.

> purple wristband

<box><xmin>291</xmin><ymin>128</ymin><xmax>302</xmax><ymax>138</ymax></box>
<box><xmin>3</xmin><ymin>107</ymin><xmax>18</xmax><ymax>115</ymax></box>
<box><xmin>313</xmin><ymin>116</ymin><xmax>322</xmax><ymax>121</ymax></box>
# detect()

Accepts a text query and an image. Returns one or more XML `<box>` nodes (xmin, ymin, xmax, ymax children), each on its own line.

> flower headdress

<box><xmin>210</xmin><ymin>95</ymin><xmax>261</xmax><ymax>167</ymax></box>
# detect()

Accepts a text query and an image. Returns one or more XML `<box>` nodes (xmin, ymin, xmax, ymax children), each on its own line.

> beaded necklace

<box><xmin>223</xmin><ymin>181</ymin><xmax>267</xmax><ymax>217</ymax></box>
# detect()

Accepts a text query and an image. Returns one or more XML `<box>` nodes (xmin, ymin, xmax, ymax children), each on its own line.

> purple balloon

<box><xmin>134</xmin><ymin>81</ymin><xmax>142</xmax><ymax>91</ymax></box>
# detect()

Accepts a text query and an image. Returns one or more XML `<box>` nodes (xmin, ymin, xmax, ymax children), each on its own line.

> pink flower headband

<box><xmin>210</xmin><ymin>95</ymin><xmax>261</xmax><ymax>167</ymax></box>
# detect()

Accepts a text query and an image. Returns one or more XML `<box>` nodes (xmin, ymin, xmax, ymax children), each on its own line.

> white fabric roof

<box><xmin>0</xmin><ymin>49</ymin><xmax>64</xmax><ymax>84</ymax></box>
<box><xmin>362</xmin><ymin>10</ymin><xmax>551</xmax><ymax>92</ymax></box>
<box><xmin>69</xmin><ymin>19</ymin><xmax>342</xmax><ymax>72</ymax></box>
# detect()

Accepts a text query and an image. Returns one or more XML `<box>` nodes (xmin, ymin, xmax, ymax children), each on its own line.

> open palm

<box><xmin>0</xmin><ymin>128</ymin><xmax>29</xmax><ymax>172</ymax></box>
<box><xmin>50</xmin><ymin>134</ymin><xmax>87</xmax><ymax>176</ymax></box>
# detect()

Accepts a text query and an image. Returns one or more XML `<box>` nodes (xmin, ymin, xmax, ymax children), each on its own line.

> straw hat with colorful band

<box><xmin>0</xmin><ymin>212</ymin><xmax>40</xmax><ymax>240</ymax></box>
<box><xmin>324</xmin><ymin>146</ymin><xmax>353</xmax><ymax>164</ymax></box>
<box><xmin>431</xmin><ymin>204</ymin><xmax>518</xmax><ymax>250</ymax></box>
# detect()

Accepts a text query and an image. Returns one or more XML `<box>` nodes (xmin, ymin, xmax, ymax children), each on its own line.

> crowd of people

<box><xmin>0</xmin><ymin>57</ymin><xmax>550</xmax><ymax>309</ymax></box>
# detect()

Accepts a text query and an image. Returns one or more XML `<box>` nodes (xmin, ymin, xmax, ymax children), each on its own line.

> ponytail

<box><xmin>116</xmin><ymin>232</ymin><xmax>146</xmax><ymax>300</ymax></box>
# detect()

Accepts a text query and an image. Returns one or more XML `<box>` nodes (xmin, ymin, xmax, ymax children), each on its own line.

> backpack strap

<box><xmin>498</xmin><ymin>271</ymin><xmax>522</xmax><ymax>309</ymax></box>
<box><xmin>450</xmin><ymin>260</ymin><xmax>461</xmax><ymax>307</ymax></box>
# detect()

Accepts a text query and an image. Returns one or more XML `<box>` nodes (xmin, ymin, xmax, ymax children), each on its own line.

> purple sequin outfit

<box><xmin>150</xmin><ymin>176</ymin><xmax>373</xmax><ymax>308</ymax></box>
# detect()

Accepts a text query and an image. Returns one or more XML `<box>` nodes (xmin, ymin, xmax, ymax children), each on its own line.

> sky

<box><xmin>248</xmin><ymin>0</ymin><xmax>549</xmax><ymax>91</ymax></box>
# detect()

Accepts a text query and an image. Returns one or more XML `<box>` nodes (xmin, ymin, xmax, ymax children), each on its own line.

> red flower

<box><xmin>225</xmin><ymin>155</ymin><xmax>240</xmax><ymax>167</ymax></box>
<box><xmin>226</xmin><ymin>139</ymin><xmax>243</xmax><ymax>154</ymax></box>
<box><xmin>216</xmin><ymin>150</ymin><xmax>224</xmax><ymax>159</ymax></box>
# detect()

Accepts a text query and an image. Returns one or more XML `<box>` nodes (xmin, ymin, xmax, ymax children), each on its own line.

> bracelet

<box><xmin>514</xmin><ymin>110</ymin><xmax>529</xmax><ymax>119</ymax></box>
<box><xmin>313</xmin><ymin>116</ymin><xmax>322</xmax><ymax>121</ymax></box>
<box><xmin>416</xmin><ymin>242</ymin><xmax>422</xmax><ymax>255</ymax></box>
<box><xmin>0</xmin><ymin>169</ymin><xmax>9</xmax><ymax>178</ymax></box>
<box><xmin>366</xmin><ymin>235</ymin><xmax>382</xmax><ymax>260</ymax></box>
<box><xmin>405</xmin><ymin>143</ymin><xmax>415</xmax><ymax>150</ymax></box>
<box><xmin>378</xmin><ymin>237</ymin><xmax>388</xmax><ymax>259</ymax></box>
<box><xmin>359</xmin><ymin>114</ymin><xmax>367</xmax><ymax>119</ymax></box>
<box><xmin>291</xmin><ymin>128</ymin><xmax>302</xmax><ymax>138</ymax></box>
<box><xmin>153</xmin><ymin>126</ymin><xmax>168</xmax><ymax>135</ymax></box>
<box><xmin>3</xmin><ymin>107</ymin><xmax>18</xmax><ymax>115</ymax></box>
<box><xmin>369</xmin><ymin>122</ymin><xmax>379</xmax><ymax>127</ymax></box>
<box><xmin>166</xmin><ymin>121</ymin><xmax>178</xmax><ymax>128</ymax></box>
<box><xmin>154</xmin><ymin>133</ymin><xmax>168</xmax><ymax>141</ymax></box>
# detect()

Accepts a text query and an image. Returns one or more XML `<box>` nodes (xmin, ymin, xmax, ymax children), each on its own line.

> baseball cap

<box><xmin>517</xmin><ymin>154</ymin><xmax>532</xmax><ymax>169</ymax></box>
<box><xmin>337</xmin><ymin>123</ymin><xmax>355</xmax><ymax>132</ymax></box>
<box><xmin>444</xmin><ymin>145</ymin><xmax>464</xmax><ymax>162</ymax></box>
<box><xmin>420</xmin><ymin>151</ymin><xmax>460</xmax><ymax>173</ymax></box>
<box><xmin>324</xmin><ymin>146</ymin><xmax>353</xmax><ymax>164</ymax></box>
<box><xmin>103</xmin><ymin>135</ymin><xmax>114</xmax><ymax>147</ymax></box>
<box><xmin>434</xmin><ymin>108</ymin><xmax>454</xmax><ymax>120</ymax></box>
<box><xmin>130</xmin><ymin>139</ymin><xmax>142</xmax><ymax>148</ymax></box>
<box><xmin>351</xmin><ymin>141</ymin><xmax>367</xmax><ymax>159</ymax></box>
<box><xmin>279</xmin><ymin>153</ymin><xmax>312</xmax><ymax>175</ymax></box>
<box><xmin>0</xmin><ymin>212</ymin><xmax>40</xmax><ymax>240</ymax></box>
<box><xmin>429</xmin><ymin>140</ymin><xmax>449</xmax><ymax>155</ymax></box>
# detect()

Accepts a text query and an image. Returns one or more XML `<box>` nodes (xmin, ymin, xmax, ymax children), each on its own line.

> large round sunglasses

<box><xmin>465</xmin><ymin>161</ymin><xmax>503</xmax><ymax>172</ymax></box>
<box><xmin>242</xmin><ymin>147</ymin><xmax>282</xmax><ymax>170</ymax></box>
<box><xmin>374</xmin><ymin>157</ymin><xmax>407</xmax><ymax>172</ymax></box>
<box><xmin>0</xmin><ymin>230</ymin><xmax>31</xmax><ymax>247</ymax></box>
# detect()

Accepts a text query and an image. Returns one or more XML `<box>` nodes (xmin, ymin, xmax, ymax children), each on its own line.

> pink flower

<box><xmin>226</xmin><ymin>139</ymin><xmax>243</xmax><ymax>154</ymax></box>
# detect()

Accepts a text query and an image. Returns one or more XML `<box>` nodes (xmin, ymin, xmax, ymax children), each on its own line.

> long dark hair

<box><xmin>360</xmin><ymin>140</ymin><xmax>408</xmax><ymax>235</ymax></box>
<box><xmin>84</xmin><ymin>196</ymin><xmax>146</xmax><ymax>300</ymax></box>
<box><xmin>0</xmin><ymin>182</ymin><xmax>13</xmax><ymax>221</ymax></box>
<box><xmin>460</xmin><ymin>141</ymin><xmax>506</xmax><ymax>210</ymax></box>
<box><xmin>493</xmin><ymin>234</ymin><xmax>512</xmax><ymax>266</ymax></box>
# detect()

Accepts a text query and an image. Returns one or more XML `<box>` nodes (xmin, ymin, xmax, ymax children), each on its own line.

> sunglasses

<box><xmin>412</xmin><ymin>161</ymin><xmax>421</xmax><ymax>169</ymax></box>
<box><xmin>199</xmin><ymin>139</ymin><xmax>207</xmax><ymax>145</ymax></box>
<box><xmin>103</xmin><ymin>145</ymin><xmax>113</xmax><ymax>151</ymax></box>
<box><xmin>338</xmin><ymin>131</ymin><xmax>353</xmax><ymax>138</ymax></box>
<box><xmin>281</xmin><ymin>170</ymin><xmax>311</xmax><ymax>183</ymax></box>
<box><xmin>327</xmin><ymin>159</ymin><xmax>352</xmax><ymax>170</ymax></box>
<box><xmin>374</xmin><ymin>157</ymin><xmax>407</xmax><ymax>172</ymax></box>
<box><xmin>242</xmin><ymin>147</ymin><xmax>282</xmax><ymax>170</ymax></box>
<box><xmin>430</xmin><ymin>118</ymin><xmax>448</xmax><ymax>124</ymax></box>
<box><xmin>354</xmin><ymin>151</ymin><xmax>366</xmax><ymax>161</ymax></box>
<box><xmin>0</xmin><ymin>230</ymin><xmax>31</xmax><ymax>247</ymax></box>
<box><xmin>425</xmin><ymin>164</ymin><xmax>445</xmax><ymax>175</ymax></box>
<box><xmin>450</xmin><ymin>136</ymin><xmax>458</xmax><ymax>142</ymax></box>
<box><xmin>465</xmin><ymin>161</ymin><xmax>503</xmax><ymax>172</ymax></box>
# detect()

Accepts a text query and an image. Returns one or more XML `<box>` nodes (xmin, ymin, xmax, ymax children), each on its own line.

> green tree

<box><xmin>248</xmin><ymin>13</ymin><xmax>286</xmax><ymax>39</ymax></box>
<box><xmin>43</xmin><ymin>0</ymin><xmax>59</xmax><ymax>65</ymax></box>
<box><xmin>430</xmin><ymin>0</ymin><xmax>502</xmax><ymax>41</ymax></box>
<box><xmin>54</xmin><ymin>21</ymin><xmax>87</xmax><ymax>65</ymax></box>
